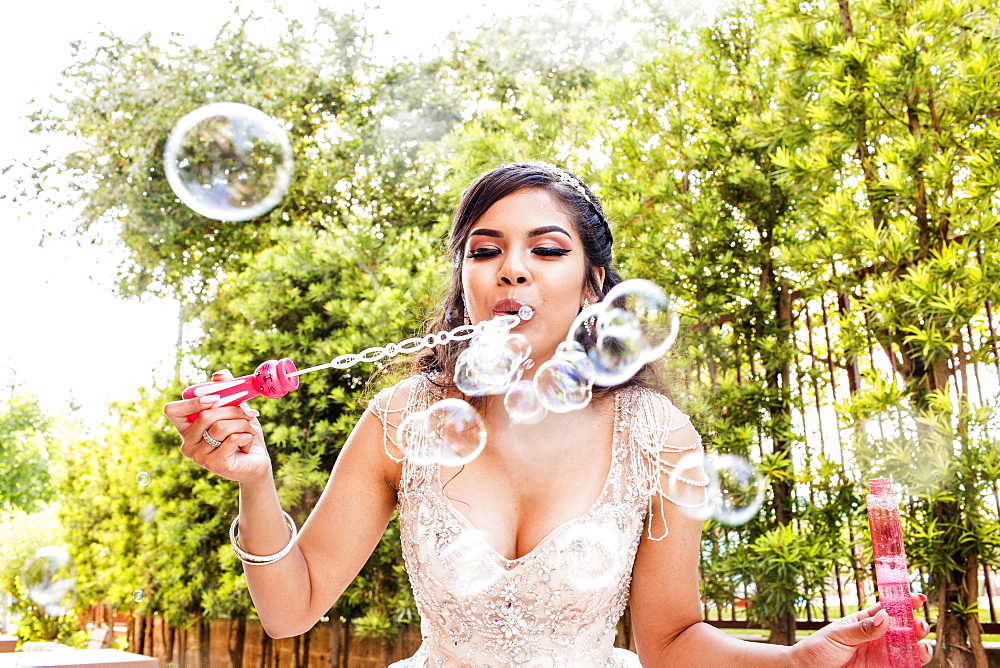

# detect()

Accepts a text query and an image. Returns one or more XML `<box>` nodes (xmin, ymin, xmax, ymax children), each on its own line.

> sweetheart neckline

<box><xmin>432</xmin><ymin>392</ymin><xmax>623</xmax><ymax>564</ymax></box>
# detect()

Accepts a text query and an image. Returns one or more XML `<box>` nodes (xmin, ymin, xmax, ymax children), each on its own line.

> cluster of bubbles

<box><xmin>396</xmin><ymin>279</ymin><xmax>764</xmax><ymax>526</ymax></box>
<box><xmin>160</xmin><ymin>105</ymin><xmax>765</xmax><ymax>528</ymax></box>
<box><xmin>406</xmin><ymin>279</ymin><xmax>678</xmax><ymax>458</ymax></box>
<box><xmin>164</xmin><ymin>102</ymin><xmax>293</xmax><ymax>222</ymax></box>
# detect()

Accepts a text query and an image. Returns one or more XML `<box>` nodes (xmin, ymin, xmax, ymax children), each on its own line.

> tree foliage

<box><xmin>11</xmin><ymin>0</ymin><xmax>1000</xmax><ymax>662</ymax></box>
<box><xmin>0</xmin><ymin>390</ymin><xmax>54</xmax><ymax>513</ymax></box>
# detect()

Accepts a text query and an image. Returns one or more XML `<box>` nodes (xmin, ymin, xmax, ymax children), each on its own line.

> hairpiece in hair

<box><xmin>524</xmin><ymin>161</ymin><xmax>597</xmax><ymax>208</ymax></box>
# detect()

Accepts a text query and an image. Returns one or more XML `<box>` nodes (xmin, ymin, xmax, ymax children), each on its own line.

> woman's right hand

<box><xmin>164</xmin><ymin>370</ymin><xmax>273</xmax><ymax>485</ymax></box>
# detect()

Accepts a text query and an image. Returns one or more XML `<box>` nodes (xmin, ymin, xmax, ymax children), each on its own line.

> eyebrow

<box><xmin>469</xmin><ymin>225</ymin><xmax>572</xmax><ymax>239</ymax></box>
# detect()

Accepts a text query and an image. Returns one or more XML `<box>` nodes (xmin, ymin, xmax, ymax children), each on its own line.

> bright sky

<box><xmin>0</xmin><ymin>0</ymin><xmax>537</xmax><ymax>427</ymax></box>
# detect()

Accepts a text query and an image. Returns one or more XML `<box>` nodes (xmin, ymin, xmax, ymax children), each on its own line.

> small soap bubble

<box><xmin>517</xmin><ymin>305</ymin><xmax>534</xmax><ymax>321</ymax></box>
<box><xmin>21</xmin><ymin>546</ymin><xmax>77</xmax><ymax>616</ymax></box>
<box><xmin>427</xmin><ymin>399</ymin><xmax>487</xmax><ymax>467</ymax></box>
<box><xmin>140</xmin><ymin>504</ymin><xmax>157</xmax><ymax>524</ymax></box>
<box><xmin>132</xmin><ymin>590</ymin><xmax>145</xmax><ymax>603</ymax></box>
<box><xmin>554</xmin><ymin>522</ymin><xmax>622</xmax><ymax>591</ymax></box>
<box><xmin>440</xmin><ymin>530</ymin><xmax>502</xmax><ymax>597</ymax></box>
<box><xmin>164</xmin><ymin>102</ymin><xmax>293</xmax><ymax>222</ymax></box>
<box><xmin>504</xmin><ymin>380</ymin><xmax>548</xmax><ymax>425</ymax></box>
<box><xmin>533</xmin><ymin>343</ymin><xmax>595</xmax><ymax>413</ymax></box>
<box><xmin>136</xmin><ymin>472</ymin><xmax>151</xmax><ymax>487</ymax></box>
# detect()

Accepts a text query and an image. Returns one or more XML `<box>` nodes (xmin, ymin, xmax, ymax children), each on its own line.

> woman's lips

<box><xmin>492</xmin><ymin>298</ymin><xmax>533</xmax><ymax>318</ymax></box>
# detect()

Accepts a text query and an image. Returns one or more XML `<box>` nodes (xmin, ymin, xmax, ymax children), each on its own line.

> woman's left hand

<box><xmin>793</xmin><ymin>593</ymin><xmax>933</xmax><ymax>666</ymax></box>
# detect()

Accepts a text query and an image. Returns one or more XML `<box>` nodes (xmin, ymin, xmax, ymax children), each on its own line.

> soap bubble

<box><xmin>710</xmin><ymin>454</ymin><xmax>765</xmax><ymax>526</ymax></box>
<box><xmin>534</xmin><ymin>342</ymin><xmax>595</xmax><ymax>413</ymax></box>
<box><xmin>427</xmin><ymin>399</ymin><xmax>487</xmax><ymax>467</ymax></box>
<box><xmin>554</xmin><ymin>522</ymin><xmax>622</xmax><ymax>590</ymax></box>
<box><xmin>140</xmin><ymin>504</ymin><xmax>157</xmax><ymax>524</ymax></box>
<box><xmin>504</xmin><ymin>380</ymin><xmax>548</xmax><ymax>425</ymax></box>
<box><xmin>21</xmin><ymin>546</ymin><xmax>76</xmax><ymax>616</ymax></box>
<box><xmin>602</xmin><ymin>279</ymin><xmax>678</xmax><ymax>362</ymax></box>
<box><xmin>590</xmin><ymin>307</ymin><xmax>647</xmax><ymax>386</ymax></box>
<box><xmin>136</xmin><ymin>472</ymin><xmax>151</xmax><ymax>487</ymax></box>
<box><xmin>455</xmin><ymin>331</ymin><xmax>530</xmax><ymax>396</ymax></box>
<box><xmin>570</xmin><ymin>280</ymin><xmax>679</xmax><ymax>387</ymax></box>
<box><xmin>164</xmin><ymin>102</ymin><xmax>293</xmax><ymax>222</ymax></box>
<box><xmin>666</xmin><ymin>452</ymin><xmax>764</xmax><ymax>525</ymax></box>
<box><xmin>399</xmin><ymin>400</ymin><xmax>487</xmax><ymax>466</ymax></box>
<box><xmin>132</xmin><ymin>590</ymin><xmax>145</xmax><ymax>603</ymax></box>
<box><xmin>665</xmin><ymin>452</ymin><xmax>712</xmax><ymax>518</ymax></box>
<box><xmin>440</xmin><ymin>530</ymin><xmax>502</xmax><ymax>596</ymax></box>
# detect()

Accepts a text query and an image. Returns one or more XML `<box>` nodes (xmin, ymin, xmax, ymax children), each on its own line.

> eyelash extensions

<box><xmin>466</xmin><ymin>247</ymin><xmax>571</xmax><ymax>259</ymax></box>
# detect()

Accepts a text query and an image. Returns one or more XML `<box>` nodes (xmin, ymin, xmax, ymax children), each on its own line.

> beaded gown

<box><xmin>370</xmin><ymin>375</ymin><xmax>700</xmax><ymax>667</ymax></box>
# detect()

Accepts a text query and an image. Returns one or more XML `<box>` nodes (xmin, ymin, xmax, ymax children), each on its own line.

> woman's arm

<box><xmin>626</xmin><ymin>414</ymin><xmax>799</xmax><ymax>666</ymax></box>
<box><xmin>164</xmin><ymin>375</ymin><xmax>403</xmax><ymax>639</ymax></box>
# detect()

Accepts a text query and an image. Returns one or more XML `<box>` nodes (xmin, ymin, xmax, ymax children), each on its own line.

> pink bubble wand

<box><xmin>181</xmin><ymin>311</ymin><xmax>530</xmax><ymax>421</ymax></box>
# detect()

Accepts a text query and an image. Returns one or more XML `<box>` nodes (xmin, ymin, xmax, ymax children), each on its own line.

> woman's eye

<box><xmin>533</xmin><ymin>247</ymin><xmax>571</xmax><ymax>257</ymax></box>
<box><xmin>467</xmin><ymin>247</ymin><xmax>501</xmax><ymax>259</ymax></box>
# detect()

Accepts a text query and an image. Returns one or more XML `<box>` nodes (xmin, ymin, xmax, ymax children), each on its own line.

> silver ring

<box><xmin>203</xmin><ymin>430</ymin><xmax>223</xmax><ymax>448</ymax></box>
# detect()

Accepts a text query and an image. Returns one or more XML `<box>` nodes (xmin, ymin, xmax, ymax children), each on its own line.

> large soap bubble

<box><xmin>574</xmin><ymin>279</ymin><xmax>678</xmax><ymax>387</ymax></box>
<box><xmin>666</xmin><ymin>452</ymin><xmax>765</xmax><ymax>526</ymax></box>
<box><xmin>455</xmin><ymin>330</ymin><xmax>531</xmax><ymax>397</ymax></box>
<box><xmin>164</xmin><ymin>102</ymin><xmax>293</xmax><ymax>221</ymax></box>
<box><xmin>554</xmin><ymin>521</ymin><xmax>623</xmax><ymax>591</ymax></box>
<box><xmin>504</xmin><ymin>379</ymin><xmax>548</xmax><ymax>425</ymax></box>
<box><xmin>21</xmin><ymin>546</ymin><xmax>77</xmax><ymax>616</ymax></box>
<box><xmin>400</xmin><ymin>399</ymin><xmax>487</xmax><ymax>467</ymax></box>
<box><xmin>534</xmin><ymin>342</ymin><xmax>596</xmax><ymax>413</ymax></box>
<box><xmin>427</xmin><ymin>398</ymin><xmax>487</xmax><ymax>467</ymax></box>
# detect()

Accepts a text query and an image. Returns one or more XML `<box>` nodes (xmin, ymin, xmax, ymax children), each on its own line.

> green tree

<box><xmin>766</xmin><ymin>0</ymin><xmax>1000</xmax><ymax>663</ymax></box>
<box><xmin>0</xmin><ymin>390</ymin><xmax>54</xmax><ymax>513</ymax></box>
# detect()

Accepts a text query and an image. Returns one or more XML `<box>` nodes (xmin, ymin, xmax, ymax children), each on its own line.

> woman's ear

<box><xmin>588</xmin><ymin>267</ymin><xmax>606</xmax><ymax>302</ymax></box>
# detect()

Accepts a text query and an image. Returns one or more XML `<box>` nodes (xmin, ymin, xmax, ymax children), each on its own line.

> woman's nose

<box><xmin>499</xmin><ymin>255</ymin><xmax>530</xmax><ymax>285</ymax></box>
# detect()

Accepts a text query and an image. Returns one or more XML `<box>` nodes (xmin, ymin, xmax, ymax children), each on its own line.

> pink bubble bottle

<box><xmin>866</xmin><ymin>477</ymin><xmax>922</xmax><ymax>667</ymax></box>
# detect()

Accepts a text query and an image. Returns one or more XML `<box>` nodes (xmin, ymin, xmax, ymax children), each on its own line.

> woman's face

<box><xmin>461</xmin><ymin>187</ymin><xmax>603</xmax><ymax>367</ymax></box>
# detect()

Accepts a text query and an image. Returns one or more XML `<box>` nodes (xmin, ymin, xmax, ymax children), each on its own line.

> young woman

<box><xmin>165</xmin><ymin>163</ymin><xmax>931</xmax><ymax>666</ymax></box>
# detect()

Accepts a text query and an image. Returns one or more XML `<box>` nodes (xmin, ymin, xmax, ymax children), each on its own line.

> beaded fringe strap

<box><xmin>231</xmin><ymin>511</ymin><xmax>298</xmax><ymax>565</ymax></box>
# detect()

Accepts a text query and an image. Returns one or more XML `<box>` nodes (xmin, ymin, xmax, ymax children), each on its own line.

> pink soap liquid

<box><xmin>866</xmin><ymin>478</ymin><xmax>922</xmax><ymax>668</ymax></box>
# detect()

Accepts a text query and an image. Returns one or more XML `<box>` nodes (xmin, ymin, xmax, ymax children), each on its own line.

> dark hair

<box><xmin>413</xmin><ymin>162</ymin><xmax>655</xmax><ymax>392</ymax></box>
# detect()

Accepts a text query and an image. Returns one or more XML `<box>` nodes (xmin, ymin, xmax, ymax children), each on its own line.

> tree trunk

<box><xmin>165</xmin><ymin>624</ymin><xmax>176</xmax><ymax>665</ymax></box>
<box><xmin>767</xmin><ymin>611</ymin><xmax>796</xmax><ymax>646</ymax></box>
<box><xmin>258</xmin><ymin>633</ymin><xmax>272</xmax><ymax>668</ymax></box>
<box><xmin>963</xmin><ymin>555</ymin><xmax>989</xmax><ymax>668</ymax></box>
<box><xmin>340</xmin><ymin>621</ymin><xmax>352</xmax><ymax>668</ymax></box>
<box><xmin>328</xmin><ymin>618</ymin><xmax>341</xmax><ymax>668</ymax></box>
<box><xmin>198</xmin><ymin>615</ymin><xmax>211</xmax><ymax>668</ymax></box>
<box><xmin>229</xmin><ymin>617</ymin><xmax>246</xmax><ymax>668</ymax></box>
<box><xmin>146</xmin><ymin>615</ymin><xmax>155</xmax><ymax>656</ymax></box>
<box><xmin>179</xmin><ymin>625</ymin><xmax>188</xmax><ymax>668</ymax></box>
<box><xmin>135</xmin><ymin>614</ymin><xmax>146</xmax><ymax>655</ymax></box>
<box><xmin>300</xmin><ymin>629</ymin><xmax>311</xmax><ymax>668</ymax></box>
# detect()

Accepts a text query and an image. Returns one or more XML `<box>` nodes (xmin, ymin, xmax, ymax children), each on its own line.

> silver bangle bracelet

<box><xmin>230</xmin><ymin>511</ymin><xmax>298</xmax><ymax>565</ymax></box>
